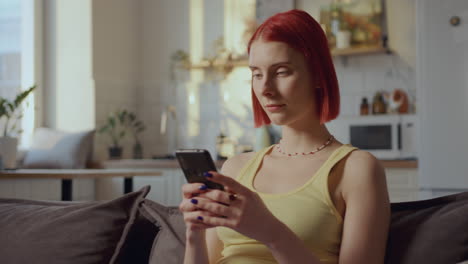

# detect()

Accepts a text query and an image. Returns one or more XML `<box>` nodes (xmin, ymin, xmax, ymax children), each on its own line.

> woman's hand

<box><xmin>179</xmin><ymin>182</ymin><xmax>218</xmax><ymax>232</ymax></box>
<box><xmin>189</xmin><ymin>171</ymin><xmax>281</xmax><ymax>244</ymax></box>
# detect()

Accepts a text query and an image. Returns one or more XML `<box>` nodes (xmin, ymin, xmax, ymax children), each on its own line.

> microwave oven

<box><xmin>327</xmin><ymin>114</ymin><xmax>418</xmax><ymax>160</ymax></box>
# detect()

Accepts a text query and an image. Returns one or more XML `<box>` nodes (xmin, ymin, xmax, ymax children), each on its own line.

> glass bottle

<box><xmin>360</xmin><ymin>97</ymin><xmax>369</xmax><ymax>115</ymax></box>
<box><xmin>372</xmin><ymin>94</ymin><xmax>386</xmax><ymax>114</ymax></box>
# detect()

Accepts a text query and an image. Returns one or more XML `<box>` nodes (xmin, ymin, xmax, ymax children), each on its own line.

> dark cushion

<box><xmin>118</xmin><ymin>209</ymin><xmax>159</xmax><ymax>264</ymax></box>
<box><xmin>140</xmin><ymin>199</ymin><xmax>186</xmax><ymax>264</ymax></box>
<box><xmin>0</xmin><ymin>186</ymin><xmax>150</xmax><ymax>264</ymax></box>
<box><xmin>386</xmin><ymin>191</ymin><xmax>468</xmax><ymax>264</ymax></box>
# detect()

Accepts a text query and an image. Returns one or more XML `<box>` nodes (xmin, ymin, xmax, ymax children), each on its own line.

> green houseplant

<box><xmin>0</xmin><ymin>85</ymin><xmax>36</xmax><ymax>137</ymax></box>
<box><xmin>98</xmin><ymin>109</ymin><xmax>129</xmax><ymax>159</ymax></box>
<box><xmin>0</xmin><ymin>85</ymin><xmax>36</xmax><ymax>169</ymax></box>
<box><xmin>98</xmin><ymin>109</ymin><xmax>146</xmax><ymax>159</ymax></box>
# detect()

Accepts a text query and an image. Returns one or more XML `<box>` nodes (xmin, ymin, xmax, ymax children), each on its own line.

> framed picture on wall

<box><xmin>256</xmin><ymin>0</ymin><xmax>295</xmax><ymax>24</ymax></box>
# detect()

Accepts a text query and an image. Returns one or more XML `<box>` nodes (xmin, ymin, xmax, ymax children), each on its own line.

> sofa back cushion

<box><xmin>386</xmin><ymin>191</ymin><xmax>468</xmax><ymax>264</ymax></box>
<box><xmin>0</xmin><ymin>186</ymin><xmax>151</xmax><ymax>264</ymax></box>
<box><xmin>140</xmin><ymin>199</ymin><xmax>186</xmax><ymax>264</ymax></box>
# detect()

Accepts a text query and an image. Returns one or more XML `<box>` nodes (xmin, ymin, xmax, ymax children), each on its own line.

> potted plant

<box><xmin>0</xmin><ymin>85</ymin><xmax>36</xmax><ymax>169</ymax></box>
<box><xmin>98</xmin><ymin>109</ymin><xmax>129</xmax><ymax>159</ymax></box>
<box><xmin>127</xmin><ymin>111</ymin><xmax>146</xmax><ymax>159</ymax></box>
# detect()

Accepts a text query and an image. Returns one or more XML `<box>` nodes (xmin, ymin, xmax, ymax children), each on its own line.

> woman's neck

<box><xmin>279</xmin><ymin>123</ymin><xmax>333</xmax><ymax>154</ymax></box>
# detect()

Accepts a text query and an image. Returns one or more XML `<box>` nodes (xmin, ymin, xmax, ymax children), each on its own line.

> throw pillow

<box><xmin>0</xmin><ymin>186</ymin><xmax>150</xmax><ymax>264</ymax></box>
<box><xmin>140</xmin><ymin>199</ymin><xmax>186</xmax><ymax>264</ymax></box>
<box><xmin>22</xmin><ymin>127</ymin><xmax>95</xmax><ymax>169</ymax></box>
<box><xmin>386</xmin><ymin>191</ymin><xmax>468</xmax><ymax>264</ymax></box>
<box><xmin>117</xmin><ymin>209</ymin><xmax>159</xmax><ymax>264</ymax></box>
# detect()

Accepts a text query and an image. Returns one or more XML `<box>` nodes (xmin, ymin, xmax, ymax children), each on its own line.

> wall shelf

<box><xmin>188</xmin><ymin>45</ymin><xmax>389</xmax><ymax>70</ymax></box>
<box><xmin>190</xmin><ymin>58</ymin><xmax>249</xmax><ymax>70</ymax></box>
<box><xmin>331</xmin><ymin>45</ymin><xmax>389</xmax><ymax>57</ymax></box>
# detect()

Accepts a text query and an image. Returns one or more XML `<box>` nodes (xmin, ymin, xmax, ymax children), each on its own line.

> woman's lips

<box><xmin>265</xmin><ymin>104</ymin><xmax>286</xmax><ymax>112</ymax></box>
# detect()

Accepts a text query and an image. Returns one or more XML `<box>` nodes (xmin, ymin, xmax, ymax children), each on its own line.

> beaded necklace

<box><xmin>276</xmin><ymin>135</ymin><xmax>334</xmax><ymax>157</ymax></box>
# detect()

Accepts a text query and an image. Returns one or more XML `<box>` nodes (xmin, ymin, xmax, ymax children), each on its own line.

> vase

<box><xmin>133</xmin><ymin>142</ymin><xmax>143</xmax><ymax>159</ymax></box>
<box><xmin>0</xmin><ymin>137</ymin><xmax>18</xmax><ymax>169</ymax></box>
<box><xmin>108</xmin><ymin>146</ymin><xmax>123</xmax><ymax>159</ymax></box>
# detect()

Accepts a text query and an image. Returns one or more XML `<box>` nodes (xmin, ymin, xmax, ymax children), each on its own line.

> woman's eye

<box><xmin>252</xmin><ymin>73</ymin><xmax>263</xmax><ymax>79</ymax></box>
<box><xmin>276</xmin><ymin>71</ymin><xmax>289</xmax><ymax>76</ymax></box>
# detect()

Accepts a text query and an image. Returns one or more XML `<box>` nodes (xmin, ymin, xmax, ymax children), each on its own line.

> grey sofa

<box><xmin>0</xmin><ymin>186</ymin><xmax>467</xmax><ymax>264</ymax></box>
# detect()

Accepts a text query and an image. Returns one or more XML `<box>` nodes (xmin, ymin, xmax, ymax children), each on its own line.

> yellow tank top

<box><xmin>216</xmin><ymin>144</ymin><xmax>358</xmax><ymax>264</ymax></box>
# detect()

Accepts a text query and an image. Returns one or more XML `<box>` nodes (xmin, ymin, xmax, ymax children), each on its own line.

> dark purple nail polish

<box><xmin>197</xmin><ymin>216</ymin><xmax>204</xmax><ymax>221</ymax></box>
<box><xmin>199</xmin><ymin>185</ymin><xmax>208</xmax><ymax>190</ymax></box>
<box><xmin>203</xmin><ymin>172</ymin><xmax>212</xmax><ymax>177</ymax></box>
<box><xmin>191</xmin><ymin>199</ymin><xmax>198</xmax><ymax>204</ymax></box>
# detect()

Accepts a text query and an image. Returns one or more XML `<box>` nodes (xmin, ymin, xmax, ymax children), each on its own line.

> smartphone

<box><xmin>175</xmin><ymin>149</ymin><xmax>224</xmax><ymax>190</ymax></box>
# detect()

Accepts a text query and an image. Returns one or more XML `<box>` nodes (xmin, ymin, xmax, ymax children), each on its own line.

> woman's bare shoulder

<box><xmin>220</xmin><ymin>151</ymin><xmax>257</xmax><ymax>179</ymax></box>
<box><xmin>346</xmin><ymin>149</ymin><xmax>381</xmax><ymax>164</ymax></box>
<box><xmin>341</xmin><ymin>149</ymin><xmax>386</xmax><ymax>195</ymax></box>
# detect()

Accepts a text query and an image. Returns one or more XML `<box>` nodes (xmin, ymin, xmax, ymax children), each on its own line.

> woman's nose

<box><xmin>261</xmin><ymin>77</ymin><xmax>275</xmax><ymax>97</ymax></box>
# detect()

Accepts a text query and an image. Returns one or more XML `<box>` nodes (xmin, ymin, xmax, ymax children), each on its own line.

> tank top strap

<box><xmin>313</xmin><ymin>144</ymin><xmax>358</xmax><ymax>189</ymax></box>
<box><xmin>235</xmin><ymin>145</ymin><xmax>275</xmax><ymax>185</ymax></box>
<box><xmin>323</xmin><ymin>144</ymin><xmax>358</xmax><ymax>171</ymax></box>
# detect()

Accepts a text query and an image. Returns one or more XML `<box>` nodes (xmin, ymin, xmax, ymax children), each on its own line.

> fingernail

<box><xmin>191</xmin><ymin>199</ymin><xmax>198</xmax><ymax>204</ymax></box>
<box><xmin>199</xmin><ymin>185</ymin><xmax>208</xmax><ymax>190</ymax></box>
<box><xmin>203</xmin><ymin>172</ymin><xmax>212</xmax><ymax>177</ymax></box>
<box><xmin>197</xmin><ymin>216</ymin><xmax>204</xmax><ymax>221</ymax></box>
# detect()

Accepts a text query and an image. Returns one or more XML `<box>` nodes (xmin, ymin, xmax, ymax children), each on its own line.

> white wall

<box><xmin>296</xmin><ymin>0</ymin><xmax>329</xmax><ymax>20</ymax></box>
<box><xmin>54</xmin><ymin>0</ymin><xmax>95</xmax><ymax>131</ymax></box>
<box><xmin>138</xmin><ymin>0</ymin><xmax>190</xmax><ymax>157</ymax></box>
<box><xmin>92</xmin><ymin>0</ymin><xmax>141</xmax><ymax>160</ymax></box>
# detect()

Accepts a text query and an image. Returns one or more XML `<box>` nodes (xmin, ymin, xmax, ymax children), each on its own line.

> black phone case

<box><xmin>175</xmin><ymin>149</ymin><xmax>224</xmax><ymax>190</ymax></box>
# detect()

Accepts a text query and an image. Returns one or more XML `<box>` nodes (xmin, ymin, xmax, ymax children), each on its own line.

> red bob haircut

<box><xmin>248</xmin><ymin>9</ymin><xmax>340</xmax><ymax>128</ymax></box>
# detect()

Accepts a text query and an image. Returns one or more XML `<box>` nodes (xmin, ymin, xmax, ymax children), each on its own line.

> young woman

<box><xmin>179</xmin><ymin>9</ymin><xmax>390</xmax><ymax>264</ymax></box>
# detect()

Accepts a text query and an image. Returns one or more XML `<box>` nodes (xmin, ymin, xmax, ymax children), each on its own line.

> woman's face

<box><xmin>249</xmin><ymin>39</ymin><xmax>318</xmax><ymax>126</ymax></box>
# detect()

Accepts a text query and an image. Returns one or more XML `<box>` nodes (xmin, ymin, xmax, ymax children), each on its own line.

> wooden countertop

<box><xmin>0</xmin><ymin>168</ymin><xmax>162</xmax><ymax>179</ymax></box>
<box><xmin>379</xmin><ymin>160</ymin><xmax>418</xmax><ymax>169</ymax></box>
<box><xmin>102</xmin><ymin>159</ymin><xmax>418</xmax><ymax>169</ymax></box>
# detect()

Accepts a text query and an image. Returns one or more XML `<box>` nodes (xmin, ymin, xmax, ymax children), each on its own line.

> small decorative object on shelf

<box><xmin>360</xmin><ymin>97</ymin><xmax>369</xmax><ymax>115</ymax></box>
<box><xmin>170</xmin><ymin>50</ymin><xmax>190</xmax><ymax>70</ymax></box>
<box><xmin>388</xmin><ymin>89</ymin><xmax>409</xmax><ymax>114</ymax></box>
<box><xmin>372</xmin><ymin>92</ymin><xmax>387</xmax><ymax>114</ymax></box>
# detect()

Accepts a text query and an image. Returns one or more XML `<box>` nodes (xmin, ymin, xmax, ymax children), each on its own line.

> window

<box><xmin>0</xmin><ymin>0</ymin><xmax>21</xmax><ymax>97</ymax></box>
<box><xmin>0</xmin><ymin>0</ymin><xmax>39</xmax><ymax>148</ymax></box>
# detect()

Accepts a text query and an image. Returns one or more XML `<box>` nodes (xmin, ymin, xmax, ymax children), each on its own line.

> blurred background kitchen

<box><xmin>0</xmin><ymin>0</ymin><xmax>467</xmax><ymax>204</ymax></box>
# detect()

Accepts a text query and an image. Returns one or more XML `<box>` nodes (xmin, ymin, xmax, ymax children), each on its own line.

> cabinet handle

<box><xmin>450</xmin><ymin>16</ymin><xmax>461</xmax><ymax>27</ymax></box>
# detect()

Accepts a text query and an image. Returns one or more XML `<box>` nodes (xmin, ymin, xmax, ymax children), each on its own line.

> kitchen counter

<box><xmin>101</xmin><ymin>158</ymin><xmax>418</xmax><ymax>169</ymax></box>
<box><xmin>380</xmin><ymin>160</ymin><xmax>418</xmax><ymax>169</ymax></box>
